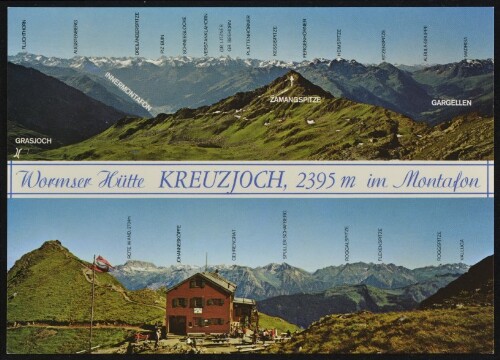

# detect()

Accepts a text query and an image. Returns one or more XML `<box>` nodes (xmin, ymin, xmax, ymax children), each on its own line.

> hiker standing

<box><xmin>154</xmin><ymin>327</ymin><xmax>161</xmax><ymax>349</ymax></box>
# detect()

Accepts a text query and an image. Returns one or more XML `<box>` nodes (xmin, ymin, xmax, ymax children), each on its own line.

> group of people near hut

<box><xmin>257</xmin><ymin>328</ymin><xmax>292</xmax><ymax>343</ymax></box>
<box><xmin>232</xmin><ymin>325</ymin><xmax>294</xmax><ymax>344</ymax></box>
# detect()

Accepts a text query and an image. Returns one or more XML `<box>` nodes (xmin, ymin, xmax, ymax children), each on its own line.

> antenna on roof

<box><xmin>205</xmin><ymin>252</ymin><xmax>208</xmax><ymax>272</ymax></box>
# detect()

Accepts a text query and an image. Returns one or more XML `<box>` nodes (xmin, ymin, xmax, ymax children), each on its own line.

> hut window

<box><xmin>209</xmin><ymin>318</ymin><xmax>224</xmax><ymax>325</ymax></box>
<box><xmin>172</xmin><ymin>298</ymin><xmax>187</xmax><ymax>308</ymax></box>
<box><xmin>207</xmin><ymin>298</ymin><xmax>224</xmax><ymax>306</ymax></box>
<box><xmin>190</xmin><ymin>278</ymin><xmax>205</xmax><ymax>288</ymax></box>
<box><xmin>190</xmin><ymin>297</ymin><xmax>204</xmax><ymax>308</ymax></box>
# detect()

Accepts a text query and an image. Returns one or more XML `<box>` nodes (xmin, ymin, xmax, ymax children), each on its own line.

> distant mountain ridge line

<box><xmin>111</xmin><ymin>259</ymin><xmax>470</xmax><ymax>302</ymax></box>
<box><xmin>8</xmin><ymin>52</ymin><xmax>493</xmax><ymax>70</ymax></box>
<box><xmin>114</xmin><ymin>259</ymin><xmax>470</xmax><ymax>273</ymax></box>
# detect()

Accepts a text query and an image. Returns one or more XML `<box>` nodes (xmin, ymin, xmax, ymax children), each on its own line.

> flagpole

<box><xmin>89</xmin><ymin>254</ymin><xmax>96</xmax><ymax>354</ymax></box>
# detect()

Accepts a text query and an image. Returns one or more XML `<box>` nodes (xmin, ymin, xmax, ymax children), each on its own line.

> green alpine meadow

<box><xmin>22</xmin><ymin>71</ymin><xmax>493</xmax><ymax>161</ymax></box>
<box><xmin>7</xmin><ymin>240</ymin><xmax>166</xmax><ymax>325</ymax></box>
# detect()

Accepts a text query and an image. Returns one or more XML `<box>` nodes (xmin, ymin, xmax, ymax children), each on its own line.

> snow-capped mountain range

<box><xmin>9</xmin><ymin>52</ymin><xmax>493</xmax><ymax>71</ymax></box>
<box><xmin>9</xmin><ymin>52</ymin><xmax>301</xmax><ymax>70</ymax></box>
<box><xmin>111</xmin><ymin>260</ymin><xmax>470</xmax><ymax>301</ymax></box>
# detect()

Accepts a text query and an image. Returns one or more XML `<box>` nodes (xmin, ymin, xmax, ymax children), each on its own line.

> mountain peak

<box><xmin>7</xmin><ymin>241</ymin><xmax>166</xmax><ymax>326</ymax></box>
<box><xmin>417</xmin><ymin>59</ymin><xmax>493</xmax><ymax>78</ymax></box>
<box><xmin>40</xmin><ymin>239</ymin><xmax>63</xmax><ymax>249</ymax></box>
<box><xmin>114</xmin><ymin>260</ymin><xmax>160</xmax><ymax>272</ymax></box>
<box><xmin>266</xmin><ymin>71</ymin><xmax>334</xmax><ymax>99</ymax></box>
<box><xmin>377</xmin><ymin>61</ymin><xmax>399</xmax><ymax>71</ymax></box>
<box><xmin>261</xmin><ymin>262</ymin><xmax>296</xmax><ymax>272</ymax></box>
<box><xmin>36</xmin><ymin>240</ymin><xmax>74</xmax><ymax>258</ymax></box>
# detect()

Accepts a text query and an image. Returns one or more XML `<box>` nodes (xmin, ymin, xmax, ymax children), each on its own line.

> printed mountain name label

<box><xmin>431</xmin><ymin>99</ymin><xmax>472</xmax><ymax>106</ymax></box>
<box><xmin>126</xmin><ymin>216</ymin><xmax>132</xmax><ymax>259</ymax></box>
<box><xmin>15</xmin><ymin>137</ymin><xmax>52</xmax><ymax>145</ymax></box>
<box><xmin>270</xmin><ymin>95</ymin><xmax>322</xmax><ymax>103</ymax></box>
<box><xmin>231</xmin><ymin>229</ymin><xmax>236</xmax><ymax>261</ymax></box>
<box><xmin>134</xmin><ymin>12</ymin><xmax>140</xmax><ymax>55</ymax></box>
<box><xmin>182</xmin><ymin>17</ymin><xmax>187</xmax><ymax>54</ymax></box>
<box><xmin>272</xmin><ymin>26</ymin><xmax>278</xmax><ymax>56</ymax></box>
<box><xmin>105</xmin><ymin>72</ymin><xmax>152</xmax><ymax>111</ymax></box>
<box><xmin>227</xmin><ymin>20</ymin><xmax>232</xmax><ymax>52</ymax></box>
<box><xmin>73</xmin><ymin>20</ymin><xmax>78</xmax><ymax>54</ymax></box>
<box><xmin>176</xmin><ymin>225</ymin><xmax>181</xmax><ymax>263</ymax></box>
<box><xmin>21</xmin><ymin>20</ymin><xmax>26</xmax><ymax>50</ymax></box>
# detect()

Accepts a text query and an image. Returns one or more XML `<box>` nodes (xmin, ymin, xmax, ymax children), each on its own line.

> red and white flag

<box><xmin>93</xmin><ymin>255</ymin><xmax>113</xmax><ymax>272</ymax></box>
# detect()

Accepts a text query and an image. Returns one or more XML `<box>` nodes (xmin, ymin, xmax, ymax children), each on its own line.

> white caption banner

<box><xmin>7</xmin><ymin>161</ymin><xmax>494</xmax><ymax>198</ymax></box>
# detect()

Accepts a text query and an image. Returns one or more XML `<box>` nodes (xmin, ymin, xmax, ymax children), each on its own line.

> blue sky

<box><xmin>8</xmin><ymin>7</ymin><xmax>494</xmax><ymax>64</ymax></box>
<box><xmin>7</xmin><ymin>199</ymin><xmax>493</xmax><ymax>271</ymax></box>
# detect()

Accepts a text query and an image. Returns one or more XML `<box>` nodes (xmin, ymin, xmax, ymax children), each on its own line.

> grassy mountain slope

<box><xmin>30</xmin><ymin>71</ymin><xmax>430</xmax><ymax>160</ymax></box>
<box><xmin>407</xmin><ymin>113</ymin><xmax>493</xmax><ymax>160</ymax></box>
<box><xmin>266</xmin><ymin>306</ymin><xmax>493</xmax><ymax>354</ymax></box>
<box><xmin>7</xmin><ymin>120</ymin><xmax>62</xmax><ymax>154</ymax></box>
<box><xmin>257</xmin><ymin>313</ymin><xmax>301</xmax><ymax>333</ymax></box>
<box><xmin>420</xmin><ymin>255</ymin><xmax>494</xmax><ymax>309</ymax></box>
<box><xmin>266</xmin><ymin>255</ymin><xmax>494</xmax><ymax>354</ymax></box>
<box><xmin>7</xmin><ymin>240</ymin><xmax>165</xmax><ymax>325</ymax></box>
<box><xmin>25</xmin><ymin>69</ymin><xmax>493</xmax><ymax>160</ymax></box>
<box><xmin>7</xmin><ymin>327</ymin><xmax>135</xmax><ymax>354</ymax></box>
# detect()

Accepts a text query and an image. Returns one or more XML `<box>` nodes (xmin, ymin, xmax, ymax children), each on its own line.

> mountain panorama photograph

<box><xmin>5</xmin><ymin>4</ymin><xmax>495</xmax><ymax>356</ymax></box>
<box><xmin>6</xmin><ymin>198</ymin><xmax>494</xmax><ymax>354</ymax></box>
<box><xmin>7</xmin><ymin>7</ymin><xmax>494</xmax><ymax>160</ymax></box>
